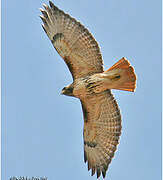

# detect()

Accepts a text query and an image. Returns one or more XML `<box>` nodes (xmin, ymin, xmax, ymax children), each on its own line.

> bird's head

<box><xmin>61</xmin><ymin>84</ymin><xmax>74</xmax><ymax>97</ymax></box>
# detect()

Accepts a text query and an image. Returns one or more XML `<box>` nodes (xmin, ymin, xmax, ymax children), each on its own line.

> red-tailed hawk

<box><xmin>40</xmin><ymin>1</ymin><xmax>136</xmax><ymax>178</ymax></box>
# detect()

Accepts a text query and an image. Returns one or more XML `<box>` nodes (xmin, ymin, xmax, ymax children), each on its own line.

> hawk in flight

<box><xmin>40</xmin><ymin>1</ymin><xmax>136</xmax><ymax>178</ymax></box>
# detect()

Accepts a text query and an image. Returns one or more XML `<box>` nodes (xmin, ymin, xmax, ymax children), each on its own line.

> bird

<box><xmin>40</xmin><ymin>1</ymin><xmax>136</xmax><ymax>178</ymax></box>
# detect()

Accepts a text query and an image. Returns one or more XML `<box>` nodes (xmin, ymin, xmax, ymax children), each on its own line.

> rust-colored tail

<box><xmin>104</xmin><ymin>57</ymin><xmax>136</xmax><ymax>92</ymax></box>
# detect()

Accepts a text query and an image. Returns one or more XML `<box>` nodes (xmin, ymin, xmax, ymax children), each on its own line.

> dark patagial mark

<box><xmin>84</xmin><ymin>141</ymin><xmax>97</xmax><ymax>148</ymax></box>
<box><xmin>51</xmin><ymin>33</ymin><xmax>64</xmax><ymax>44</ymax></box>
<box><xmin>64</xmin><ymin>57</ymin><xmax>74</xmax><ymax>76</ymax></box>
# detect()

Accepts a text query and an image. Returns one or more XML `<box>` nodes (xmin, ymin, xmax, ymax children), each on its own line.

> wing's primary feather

<box><xmin>40</xmin><ymin>1</ymin><xmax>104</xmax><ymax>79</ymax></box>
<box><xmin>81</xmin><ymin>90</ymin><xmax>121</xmax><ymax>178</ymax></box>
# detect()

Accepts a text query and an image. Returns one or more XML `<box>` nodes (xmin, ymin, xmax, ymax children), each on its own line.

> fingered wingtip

<box><xmin>43</xmin><ymin>3</ymin><xmax>48</xmax><ymax>9</ymax></box>
<box><xmin>39</xmin><ymin>15</ymin><xmax>45</xmax><ymax>21</ymax></box>
<box><xmin>39</xmin><ymin>8</ymin><xmax>44</xmax><ymax>12</ymax></box>
<box><xmin>84</xmin><ymin>150</ymin><xmax>87</xmax><ymax>163</ymax></box>
<box><xmin>42</xmin><ymin>3</ymin><xmax>46</xmax><ymax>7</ymax></box>
<box><xmin>88</xmin><ymin>162</ymin><xmax>91</xmax><ymax>171</ymax></box>
<box><xmin>102</xmin><ymin>171</ymin><xmax>106</xmax><ymax>178</ymax></box>
<box><xmin>39</xmin><ymin>14</ymin><xmax>49</xmax><ymax>27</ymax></box>
<box><xmin>91</xmin><ymin>167</ymin><xmax>95</xmax><ymax>176</ymax></box>
<box><xmin>49</xmin><ymin>1</ymin><xmax>53</xmax><ymax>7</ymax></box>
<box><xmin>49</xmin><ymin>1</ymin><xmax>58</xmax><ymax>10</ymax></box>
<box><xmin>97</xmin><ymin>171</ymin><xmax>101</xmax><ymax>178</ymax></box>
<box><xmin>41</xmin><ymin>24</ymin><xmax>47</xmax><ymax>33</ymax></box>
<box><xmin>40</xmin><ymin>7</ymin><xmax>48</xmax><ymax>18</ymax></box>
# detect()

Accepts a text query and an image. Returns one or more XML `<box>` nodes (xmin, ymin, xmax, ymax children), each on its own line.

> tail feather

<box><xmin>104</xmin><ymin>57</ymin><xmax>136</xmax><ymax>92</ymax></box>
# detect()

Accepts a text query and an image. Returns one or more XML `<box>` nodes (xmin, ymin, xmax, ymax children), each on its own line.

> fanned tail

<box><xmin>103</xmin><ymin>57</ymin><xmax>136</xmax><ymax>92</ymax></box>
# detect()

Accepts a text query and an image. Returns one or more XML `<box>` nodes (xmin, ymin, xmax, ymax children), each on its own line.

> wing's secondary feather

<box><xmin>81</xmin><ymin>90</ymin><xmax>121</xmax><ymax>178</ymax></box>
<box><xmin>40</xmin><ymin>1</ymin><xmax>104</xmax><ymax>79</ymax></box>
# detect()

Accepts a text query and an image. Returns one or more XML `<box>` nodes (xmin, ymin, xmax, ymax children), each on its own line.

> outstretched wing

<box><xmin>40</xmin><ymin>1</ymin><xmax>104</xmax><ymax>80</ymax></box>
<box><xmin>81</xmin><ymin>90</ymin><xmax>121</xmax><ymax>178</ymax></box>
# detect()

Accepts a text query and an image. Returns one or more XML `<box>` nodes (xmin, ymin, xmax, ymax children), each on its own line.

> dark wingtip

<box><xmin>40</xmin><ymin>8</ymin><xmax>48</xmax><ymax>18</ymax></box>
<box><xmin>102</xmin><ymin>171</ymin><xmax>106</xmax><ymax>178</ymax></box>
<box><xmin>39</xmin><ymin>8</ymin><xmax>44</xmax><ymax>12</ymax></box>
<box><xmin>91</xmin><ymin>167</ymin><xmax>95</xmax><ymax>176</ymax></box>
<box><xmin>49</xmin><ymin>1</ymin><xmax>58</xmax><ymax>10</ymax></box>
<box><xmin>49</xmin><ymin>1</ymin><xmax>54</xmax><ymax>8</ymax></box>
<box><xmin>41</xmin><ymin>24</ymin><xmax>47</xmax><ymax>33</ymax></box>
<box><xmin>39</xmin><ymin>15</ymin><xmax>48</xmax><ymax>26</ymax></box>
<box><xmin>97</xmin><ymin>168</ymin><xmax>101</xmax><ymax>178</ymax></box>
<box><xmin>39</xmin><ymin>15</ymin><xmax>45</xmax><ymax>21</ymax></box>
<box><xmin>88</xmin><ymin>162</ymin><xmax>91</xmax><ymax>171</ymax></box>
<box><xmin>84</xmin><ymin>150</ymin><xmax>87</xmax><ymax>163</ymax></box>
<box><xmin>43</xmin><ymin>3</ymin><xmax>48</xmax><ymax>9</ymax></box>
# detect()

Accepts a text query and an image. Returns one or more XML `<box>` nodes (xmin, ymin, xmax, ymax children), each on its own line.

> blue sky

<box><xmin>2</xmin><ymin>0</ymin><xmax>161</xmax><ymax>180</ymax></box>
